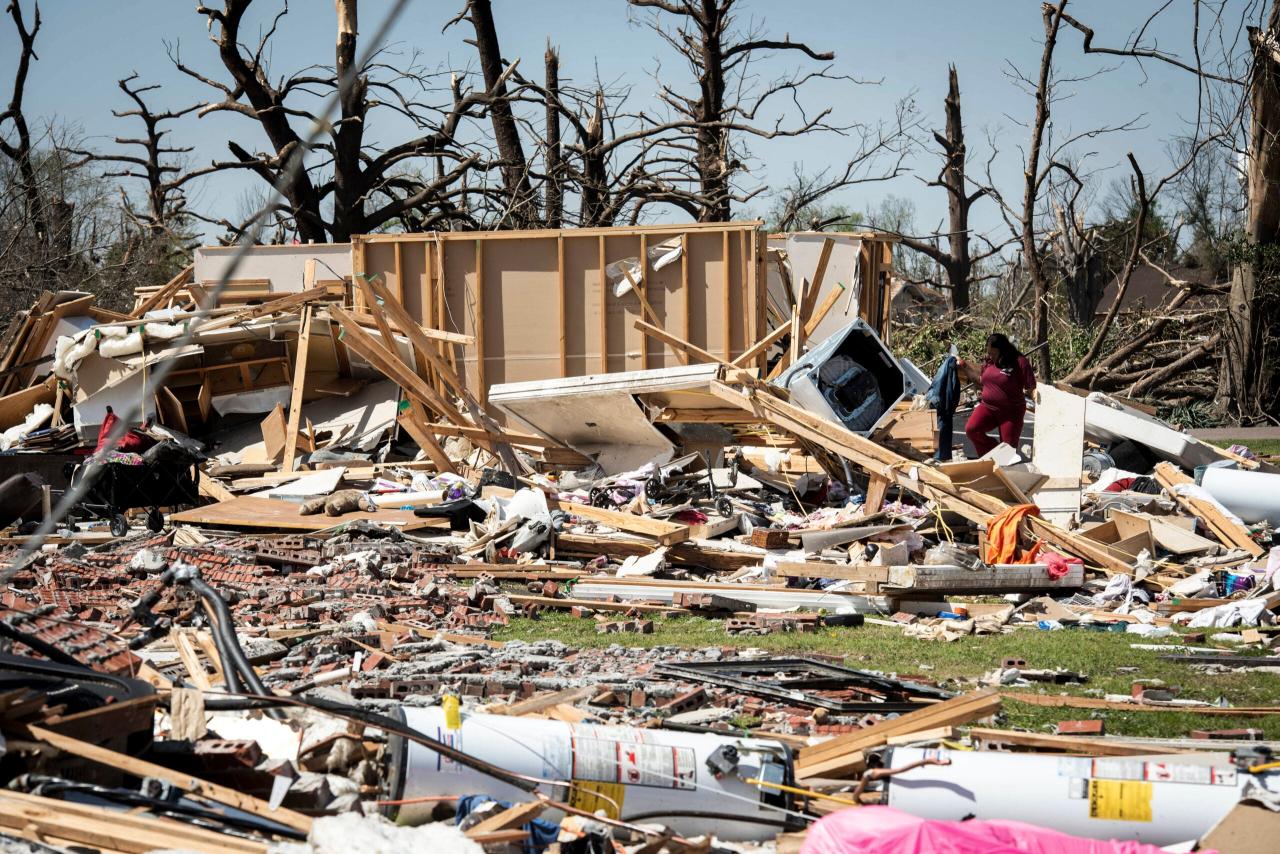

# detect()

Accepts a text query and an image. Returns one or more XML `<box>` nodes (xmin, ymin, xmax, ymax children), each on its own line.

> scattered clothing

<box><xmin>927</xmin><ymin>355</ymin><xmax>960</xmax><ymax>462</ymax></box>
<box><xmin>985</xmin><ymin>503</ymin><xmax>1042</xmax><ymax>564</ymax></box>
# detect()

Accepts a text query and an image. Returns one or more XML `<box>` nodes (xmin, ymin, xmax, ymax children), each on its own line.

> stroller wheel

<box><xmin>110</xmin><ymin>514</ymin><xmax>129</xmax><ymax>538</ymax></box>
<box><xmin>146</xmin><ymin>507</ymin><xmax>164</xmax><ymax>533</ymax></box>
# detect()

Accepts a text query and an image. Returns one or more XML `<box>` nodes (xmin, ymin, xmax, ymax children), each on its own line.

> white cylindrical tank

<box><xmin>885</xmin><ymin>747</ymin><xmax>1279</xmax><ymax>846</ymax></box>
<box><xmin>383</xmin><ymin>707</ymin><xmax>797</xmax><ymax>841</ymax></box>
<box><xmin>1201</xmin><ymin>466</ymin><xmax>1280</xmax><ymax>525</ymax></box>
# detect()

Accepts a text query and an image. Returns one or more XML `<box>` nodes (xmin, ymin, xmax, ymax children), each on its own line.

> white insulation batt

<box><xmin>269</xmin><ymin>812</ymin><xmax>482</xmax><ymax>854</ymax></box>
<box><xmin>52</xmin><ymin>321</ymin><xmax>186</xmax><ymax>382</ymax></box>
<box><xmin>0</xmin><ymin>403</ymin><xmax>52</xmax><ymax>450</ymax></box>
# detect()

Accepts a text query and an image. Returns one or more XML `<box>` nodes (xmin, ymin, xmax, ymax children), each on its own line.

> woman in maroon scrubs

<box><xmin>959</xmin><ymin>333</ymin><xmax>1036</xmax><ymax>457</ymax></box>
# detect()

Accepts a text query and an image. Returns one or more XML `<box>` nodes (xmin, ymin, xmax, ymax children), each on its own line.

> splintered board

<box><xmin>170</xmin><ymin>495</ymin><xmax>447</xmax><ymax>533</ymax></box>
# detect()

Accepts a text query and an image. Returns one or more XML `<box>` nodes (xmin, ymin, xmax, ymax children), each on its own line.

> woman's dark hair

<box><xmin>986</xmin><ymin>333</ymin><xmax>1022</xmax><ymax>371</ymax></box>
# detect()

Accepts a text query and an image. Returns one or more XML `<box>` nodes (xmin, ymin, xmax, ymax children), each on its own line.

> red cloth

<box><xmin>979</xmin><ymin>355</ymin><xmax>1035</xmax><ymax>415</ymax></box>
<box><xmin>801</xmin><ymin>806</ymin><xmax>1182</xmax><ymax>854</ymax></box>
<box><xmin>1103</xmin><ymin>477</ymin><xmax>1137</xmax><ymax>493</ymax></box>
<box><xmin>94</xmin><ymin>409</ymin><xmax>154</xmax><ymax>454</ymax></box>
<box><xmin>965</xmin><ymin>402</ymin><xmax>1024</xmax><ymax>458</ymax></box>
<box><xmin>94</xmin><ymin>410</ymin><xmax>121</xmax><ymax>454</ymax></box>
<box><xmin>1041</xmin><ymin>550</ymin><xmax>1084</xmax><ymax>580</ymax></box>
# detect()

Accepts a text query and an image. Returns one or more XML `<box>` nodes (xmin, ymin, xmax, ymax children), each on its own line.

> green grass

<box><xmin>1210</xmin><ymin>438</ymin><xmax>1280</xmax><ymax>457</ymax></box>
<box><xmin>495</xmin><ymin>614</ymin><xmax>1280</xmax><ymax>739</ymax></box>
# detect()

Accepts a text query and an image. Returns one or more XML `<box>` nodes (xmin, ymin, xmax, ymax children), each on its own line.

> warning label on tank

<box><xmin>568</xmin><ymin>780</ymin><xmax>625</xmax><ymax>818</ymax></box>
<box><xmin>1088</xmin><ymin>780</ymin><xmax>1153</xmax><ymax>822</ymax></box>
<box><xmin>570</xmin><ymin>737</ymin><xmax>696</xmax><ymax>789</ymax></box>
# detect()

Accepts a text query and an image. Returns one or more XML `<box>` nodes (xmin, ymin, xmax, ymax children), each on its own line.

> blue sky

<box><xmin>1</xmin><ymin>1</ymin><xmax>1246</xmax><ymax>244</ymax></box>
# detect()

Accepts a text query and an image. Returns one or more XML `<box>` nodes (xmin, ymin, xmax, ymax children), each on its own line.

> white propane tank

<box><xmin>884</xmin><ymin>746</ymin><xmax>1280</xmax><ymax>847</ymax></box>
<box><xmin>383</xmin><ymin>706</ymin><xmax>797</xmax><ymax>841</ymax></box>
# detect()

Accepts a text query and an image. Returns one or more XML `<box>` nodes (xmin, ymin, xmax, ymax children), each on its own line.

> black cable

<box><xmin>18</xmin><ymin>776</ymin><xmax>305</xmax><ymax>841</ymax></box>
<box><xmin>190</xmin><ymin>584</ymin><xmax>246</xmax><ymax>695</ymax></box>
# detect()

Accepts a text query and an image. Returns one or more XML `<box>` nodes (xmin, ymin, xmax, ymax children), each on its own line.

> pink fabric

<box><xmin>800</xmin><ymin>807</ymin><xmax>1188</xmax><ymax>854</ymax></box>
<box><xmin>1041</xmin><ymin>550</ymin><xmax>1083</xmax><ymax>580</ymax></box>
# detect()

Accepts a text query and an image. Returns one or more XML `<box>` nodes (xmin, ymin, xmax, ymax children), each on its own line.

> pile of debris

<box><xmin>0</xmin><ymin>224</ymin><xmax>1276</xmax><ymax>852</ymax></box>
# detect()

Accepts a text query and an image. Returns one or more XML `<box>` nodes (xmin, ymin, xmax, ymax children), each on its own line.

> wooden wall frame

<box><xmin>352</xmin><ymin>221</ymin><xmax>766</xmax><ymax>397</ymax></box>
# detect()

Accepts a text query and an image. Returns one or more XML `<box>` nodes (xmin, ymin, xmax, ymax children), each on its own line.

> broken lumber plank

<box><xmin>464</xmin><ymin>801</ymin><xmax>547</xmax><ymax>838</ymax></box>
<box><xmin>197</xmin><ymin>285</ymin><xmax>329</xmax><ymax>333</ymax></box>
<box><xmin>555</xmin><ymin>499</ymin><xmax>690</xmax><ymax>544</ymax></box>
<box><xmin>775</xmin><ymin>561</ymin><xmax>889</xmax><ymax>582</ymax></box>
<box><xmin>795</xmin><ymin>688</ymin><xmax>1001</xmax><ymax>779</ymax></box>
<box><xmin>804</xmin><ymin>280</ymin><xmax>846</xmax><ymax>337</ymax></box>
<box><xmin>1002</xmin><ymin>692</ymin><xmax>1280</xmax><ymax>716</ymax></box>
<box><xmin>282</xmin><ymin>305</ymin><xmax>314</xmax><ymax>473</ymax></box>
<box><xmin>26</xmin><ymin>725</ymin><xmax>312</xmax><ymax>834</ymax></box>
<box><xmin>0</xmin><ymin>789</ymin><xmax>266</xmax><ymax>853</ymax></box>
<box><xmin>732</xmin><ymin>322</ymin><xmax>791</xmax><ymax>368</ymax></box>
<box><xmin>634</xmin><ymin>318</ymin><xmax>728</xmax><ymax>366</ymax></box>
<box><xmin>488</xmin><ymin>686</ymin><xmax>594</xmax><ymax>716</ymax></box>
<box><xmin>485</xmin><ymin>484</ymin><xmax>690</xmax><ymax>544</ymax></box>
<box><xmin>508</xmin><ymin>594</ymin><xmax>689</xmax><ymax>615</ymax></box>
<box><xmin>968</xmin><ymin>727</ymin><xmax>1192</xmax><ymax>756</ymax></box>
<box><xmin>1153</xmin><ymin>461</ymin><xmax>1264</xmax><ymax>557</ymax></box>
<box><xmin>130</xmin><ymin>263</ymin><xmax>194</xmax><ymax>319</ymax></box>
<box><xmin>797</xmin><ymin>237</ymin><xmax>834</xmax><ymax>328</ymax></box>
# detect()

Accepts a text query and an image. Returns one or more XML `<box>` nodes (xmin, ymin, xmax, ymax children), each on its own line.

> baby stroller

<box><xmin>66</xmin><ymin>442</ymin><xmax>202</xmax><ymax>536</ymax></box>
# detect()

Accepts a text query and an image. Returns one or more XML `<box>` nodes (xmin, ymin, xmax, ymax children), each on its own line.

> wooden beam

<box><xmin>0</xmin><ymin>789</ymin><xmax>266</xmax><ymax>854</ymax></box>
<box><xmin>396</xmin><ymin>400</ymin><xmax>456</xmax><ymax>474</ymax></box>
<box><xmin>599</xmin><ymin>234</ymin><xmax>608</xmax><ymax>373</ymax></box>
<box><xmin>329</xmin><ymin>308</ymin><xmax>458</xmax><ymax>473</ymax></box>
<box><xmin>198</xmin><ymin>286</ymin><xmax>329</xmax><ymax>333</ymax></box>
<box><xmin>864</xmin><ymin>474</ymin><xmax>890</xmax><ymax>513</ymax></box>
<box><xmin>804</xmin><ymin>281</ymin><xmax>846</xmax><ymax>338</ymax></box>
<box><xmin>331</xmin><ymin>306</ymin><xmax>464</xmax><ymax>427</ymax></box>
<box><xmin>639</xmin><ymin>232</ymin><xmax>649</xmax><ymax>368</ymax></box>
<box><xmin>797</xmin><ymin>238</ymin><xmax>834</xmax><ymax>327</ymax></box>
<box><xmin>634</xmin><ymin>318</ymin><xmax>728</xmax><ymax>367</ymax></box>
<box><xmin>681</xmin><ymin>232</ymin><xmax>691</xmax><ymax>348</ymax></box>
<box><xmin>795</xmin><ymin>688</ymin><xmax>1001</xmax><ymax>779</ymax></box>
<box><xmin>364</xmin><ymin>275</ymin><xmax>521</xmax><ymax>473</ymax></box>
<box><xmin>282</xmin><ymin>305</ymin><xmax>313</xmax><ymax>473</ymax></box>
<box><xmin>558</xmin><ymin>235</ymin><xmax>567</xmax><ymax>377</ymax></box>
<box><xmin>968</xmin><ymin>727</ymin><xmax>1192</xmax><ymax>757</ymax></box>
<box><xmin>131</xmin><ymin>263</ymin><xmax>193</xmax><ymax>319</ymax></box>
<box><xmin>488</xmin><ymin>686</ymin><xmax>593</xmax><ymax>716</ymax></box>
<box><xmin>1154</xmin><ymin>462</ymin><xmax>1264</xmax><ymax>557</ymax></box>
<box><xmin>464</xmin><ymin>801</ymin><xmax>547</xmax><ymax>838</ymax></box>
<box><xmin>474</xmin><ymin>238</ymin><xmax>486</xmax><ymax>404</ymax></box>
<box><xmin>27</xmin><ymin>725</ymin><xmax>312</xmax><ymax>834</ymax></box>
<box><xmin>722</xmin><ymin>229</ymin><xmax>732</xmax><ymax>359</ymax></box>
<box><xmin>732</xmin><ymin>323</ymin><xmax>790</xmax><ymax>368</ymax></box>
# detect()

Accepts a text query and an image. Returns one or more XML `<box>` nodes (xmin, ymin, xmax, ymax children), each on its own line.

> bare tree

<box><xmin>894</xmin><ymin>66</ymin><xmax>996</xmax><ymax>311</ymax></box>
<box><xmin>1019</xmin><ymin>1</ymin><xmax>1070</xmax><ymax>380</ymax></box>
<box><xmin>1058</xmin><ymin>1</ymin><xmax>1278</xmax><ymax>420</ymax></box>
<box><xmin>178</xmin><ymin>0</ymin><xmax>507</xmax><ymax>241</ymax></box>
<box><xmin>543</xmin><ymin>43</ymin><xmax>563</xmax><ymax>228</ymax></box>
<box><xmin>0</xmin><ymin>1</ymin><xmax>51</xmax><ymax>268</ymax></box>
<box><xmin>447</xmin><ymin>0</ymin><xmax>540</xmax><ymax>226</ymax></box>
<box><xmin>629</xmin><ymin>0</ymin><xmax>848</xmax><ymax>221</ymax></box>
